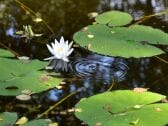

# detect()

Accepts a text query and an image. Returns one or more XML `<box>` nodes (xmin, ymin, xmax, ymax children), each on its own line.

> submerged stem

<box><xmin>37</xmin><ymin>91</ymin><xmax>77</xmax><ymax>118</ymax></box>
<box><xmin>15</xmin><ymin>0</ymin><xmax>55</xmax><ymax>34</ymax></box>
<box><xmin>107</xmin><ymin>79</ymin><xmax>115</xmax><ymax>91</ymax></box>
<box><xmin>155</xmin><ymin>56</ymin><xmax>168</xmax><ymax>64</ymax></box>
<box><xmin>132</xmin><ymin>10</ymin><xmax>168</xmax><ymax>25</ymax></box>
<box><xmin>0</xmin><ymin>42</ymin><xmax>20</xmax><ymax>57</ymax></box>
<box><xmin>130</xmin><ymin>10</ymin><xmax>168</xmax><ymax>65</ymax></box>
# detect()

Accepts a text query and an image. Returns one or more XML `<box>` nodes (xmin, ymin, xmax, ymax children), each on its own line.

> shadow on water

<box><xmin>1</xmin><ymin>0</ymin><xmax>168</xmax><ymax>125</ymax></box>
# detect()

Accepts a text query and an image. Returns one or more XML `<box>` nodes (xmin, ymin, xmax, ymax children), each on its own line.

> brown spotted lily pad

<box><xmin>75</xmin><ymin>90</ymin><xmax>168</xmax><ymax>126</ymax></box>
<box><xmin>0</xmin><ymin>49</ymin><xmax>63</xmax><ymax>96</ymax></box>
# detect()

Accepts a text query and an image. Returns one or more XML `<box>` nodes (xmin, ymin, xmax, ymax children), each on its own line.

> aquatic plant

<box><xmin>0</xmin><ymin>49</ymin><xmax>63</xmax><ymax>96</ymax></box>
<box><xmin>75</xmin><ymin>90</ymin><xmax>168</xmax><ymax>126</ymax></box>
<box><xmin>73</xmin><ymin>11</ymin><xmax>168</xmax><ymax>58</ymax></box>
<box><xmin>45</xmin><ymin>36</ymin><xmax>74</xmax><ymax>62</ymax></box>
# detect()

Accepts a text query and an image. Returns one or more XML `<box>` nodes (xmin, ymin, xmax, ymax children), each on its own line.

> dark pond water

<box><xmin>1</xmin><ymin>0</ymin><xmax>168</xmax><ymax>125</ymax></box>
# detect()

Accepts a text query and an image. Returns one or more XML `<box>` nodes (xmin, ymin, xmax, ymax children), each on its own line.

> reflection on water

<box><xmin>100</xmin><ymin>0</ymin><xmax>168</xmax><ymax>21</ymax></box>
<box><xmin>72</xmin><ymin>54</ymin><xmax>128</xmax><ymax>83</ymax></box>
<box><xmin>48</xmin><ymin>53</ymin><xmax>128</xmax><ymax>84</ymax></box>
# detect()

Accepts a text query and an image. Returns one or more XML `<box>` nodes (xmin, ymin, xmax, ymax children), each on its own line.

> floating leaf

<box><xmin>16</xmin><ymin>94</ymin><xmax>31</xmax><ymax>101</ymax></box>
<box><xmin>133</xmin><ymin>87</ymin><xmax>148</xmax><ymax>93</ymax></box>
<box><xmin>33</xmin><ymin>17</ymin><xmax>43</xmax><ymax>23</ymax></box>
<box><xmin>73</xmin><ymin>24</ymin><xmax>164</xmax><ymax>58</ymax></box>
<box><xmin>0</xmin><ymin>49</ymin><xmax>14</xmax><ymax>57</ymax></box>
<box><xmin>0</xmin><ymin>112</ymin><xmax>18</xmax><ymax>126</ymax></box>
<box><xmin>22</xmin><ymin>119</ymin><xmax>52</xmax><ymax>126</ymax></box>
<box><xmin>95</xmin><ymin>11</ymin><xmax>133</xmax><ymax>26</ymax></box>
<box><xmin>0</xmin><ymin>112</ymin><xmax>57</xmax><ymax>126</ymax></box>
<box><xmin>111</xmin><ymin>25</ymin><xmax>168</xmax><ymax>45</ymax></box>
<box><xmin>48</xmin><ymin>122</ymin><xmax>58</xmax><ymax>126</ymax></box>
<box><xmin>75</xmin><ymin>90</ymin><xmax>168</xmax><ymax>126</ymax></box>
<box><xmin>0</xmin><ymin>50</ymin><xmax>63</xmax><ymax>96</ymax></box>
<box><xmin>87</xmin><ymin>12</ymin><xmax>98</xmax><ymax>19</ymax></box>
<box><xmin>15</xmin><ymin>116</ymin><xmax>28</xmax><ymax>125</ymax></box>
<box><xmin>18</xmin><ymin>56</ymin><xmax>30</xmax><ymax>60</ymax></box>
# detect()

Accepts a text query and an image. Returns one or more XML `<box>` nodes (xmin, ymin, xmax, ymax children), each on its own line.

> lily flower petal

<box><xmin>47</xmin><ymin>44</ymin><xmax>54</xmax><ymax>55</ymax></box>
<box><xmin>44</xmin><ymin>56</ymin><xmax>55</xmax><ymax>60</ymax></box>
<box><xmin>45</xmin><ymin>36</ymin><xmax>74</xmax><ymax>62</ymax></box>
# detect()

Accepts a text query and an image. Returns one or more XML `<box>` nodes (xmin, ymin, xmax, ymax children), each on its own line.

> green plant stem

<box><xmin>130</xmin><ymin>10</ymin><xmax>168</xmax><ymax>65</ymax></box>
<box><xmin>132</xmin><ymin>10</ymin><xmax>168</xmax><ymax>25</ymax></box>
<box><xmin>107</xmin><ymin>79</ymin><xmax>115</xmax><ymax>91</ymax></box>
<box><xmin>155</xmin><ymin>56</ymin><xmax>168</xmax><ymax>64</ymax></box>
<box><xmin>0</xmin><ymin>42</ymin><xmax>20</xmax><ymax>57</ymax></box>
<box><xmin>37</xmin><ymin>91</ymin><xmax>77</xmax><ymax>118</ymax></box>
<box><xmin>15</xmin><ymin>0</ymin><xmax>55</xmax><ymax>34</ymax></box>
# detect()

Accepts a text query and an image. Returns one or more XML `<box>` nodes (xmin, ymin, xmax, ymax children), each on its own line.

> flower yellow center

<box><xmin>57</xmin><ymin>47</ymin><xmax>63</xmax><ymax>53</ymax></box>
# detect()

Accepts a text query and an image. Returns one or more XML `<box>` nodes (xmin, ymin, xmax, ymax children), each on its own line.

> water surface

<box><xmin>0</xmin><ymin>0</ymin><xmax>168</xmax><ymax>125</ymax></box>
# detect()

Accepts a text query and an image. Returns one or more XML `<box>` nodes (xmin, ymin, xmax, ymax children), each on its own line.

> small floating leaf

<box><xmin>0</xmin><ymin>112</ymin><xmax>18</xmax><ymax>126</ymax></box>
<box><xmin>33</xmin><ymin>17</ymin><xmax>43</xmax><ymax>23</ymax></box>
<box><xmin>48</xmin><ymin>122</ymin><xmax>58</xmax><ymax>126</ymax></box>
<box><xmin>16</xmin><ymin>94</ymin><xmax>31</xmax><ymax>101</ymax></box>
<box><xmin>87</xmin><ymin>12</ymin><xmax>98</xmax><ymax>19</ymax></box>
<box><xmin>133</xmin><ymin>87</ymin><xmax>148</xmax><ymax>93</ymax></box>
<box><xmin>18</xmin><ymin>56</ymin><xmax>30</xmax><ymax>60</ymax></box>
<box><xmin>0</xmin><ymin>112</ymin><xmax>57</xmax><ymax>126</ymax></box>
<box><xmin>15</xmin><ymin>116</ymin><xmax>28</xmax><ymax>125</ymax></box>
<box><xmin>55</xmin><ymin>85</ymin><xmax>63</xmax><ymax>89</ymax></box>
<box><xmin>95</xmin><ymin>11</ymin><xmax>133</xmax><ymax>26</ymax></box>
<box><xmin>21</xmin><ymin>119</ymin><xmax>53</xmax><ymax>126</ymax></box>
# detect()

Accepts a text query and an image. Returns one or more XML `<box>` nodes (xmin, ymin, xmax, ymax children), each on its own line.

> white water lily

<box><xmin>44</xmin><ymin>36</ymin><xmax>74</xmax><ymax>62</ymax></box>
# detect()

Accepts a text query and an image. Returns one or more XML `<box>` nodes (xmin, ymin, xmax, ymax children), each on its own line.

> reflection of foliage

<box><xmin>0</xmin><ymin>0</ymin><xmax>100</xmax><ymax>58</ymax></box>
<box><xmin>16</xmin><ymin>0</ymin><xmax>100</xmax><ymax>37</ymax></box>
<box><xmin>0</xmin><ymin>0</ymin><xmax>12</xmax><ymax>19</ymax></box>
<box><xmin>16</xmin><ymin>25</ymin><xmax>42</xmax><ymax>43</ymax></box>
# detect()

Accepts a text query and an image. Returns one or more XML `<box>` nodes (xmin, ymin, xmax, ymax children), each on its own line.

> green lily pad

<box><xmin>0</xmin><ymin>49</ymin><xmax>14</xmax><ymax>57</ymax></box>
<box><xmin>95</xmin><ymin>11</ymin><xmax>133</xmax><ymax>26</ymax></box>
<box><xmin>0</xmin><ymin>112</ymin><xmax>18</xmax><ymax>126</ymax></box>
<box><xmin>112</xmin><ymin>25</ymin><xmax>168</xmax><ymax>45</ymax></box>
<box><xmin>22</xmin><ymin>119</ymin><xmax>52</xmax><ymax>126</ymax></box>
<box><xmin>0</xmin><ymin>50</ymin><xmax>63</xmax><ymax>96</ymax></box>
<box><xmin>75</xmin><ymin>90</ymin><xmax>168</xmax><ymax>126</ymax></box>
<box><xmin>0</xmin><ymin>112</ymin><xmax>57</xmax><ymax>126</ymax></box>
<box><xmin>73</xmin><ymin>24</ymin><xmax>164</xmax><ymax>58</ymax></box>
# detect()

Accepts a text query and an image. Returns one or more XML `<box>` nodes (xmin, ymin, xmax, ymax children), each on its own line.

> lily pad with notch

<box><xmin>0</xmin><ymin>49</ymin><xmax>63</xmax><ymax>96</ymax></box>
<box><xmin>73</xmin><ymin>24</ymin><xmax>165</xmax><ymax>58</ymax></box>
<box><xmin>112</xmin><ymin>25</ymin><xmax>168</xmax><ymax>45</ymax></box>
<box><xmin>75</xmin><ymin>90</ymin><xmax>168</xmax><ymax>126</ymax></box>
